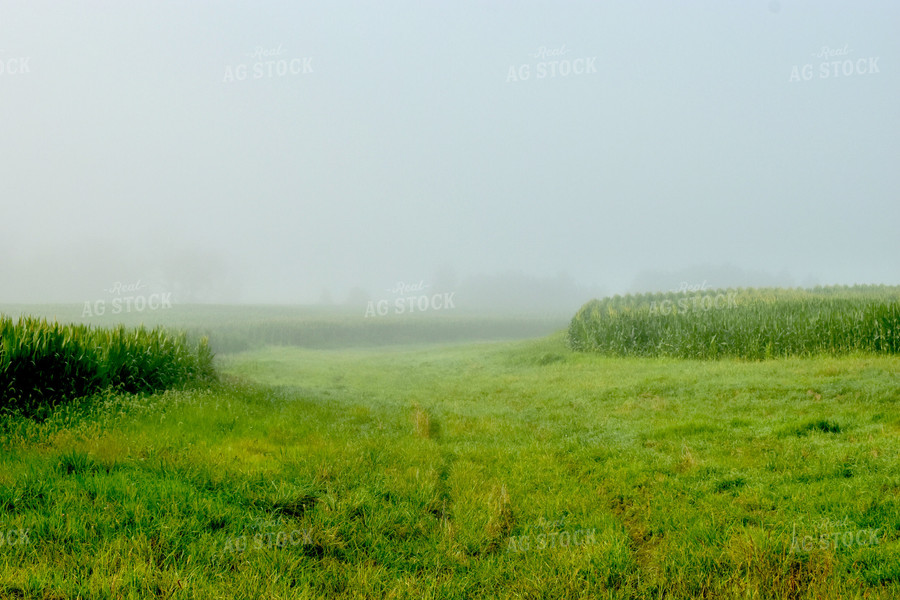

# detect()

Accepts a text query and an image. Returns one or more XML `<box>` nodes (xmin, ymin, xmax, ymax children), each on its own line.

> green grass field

<box><xmin>1</xmin><ymin>303</ymin><xmax>899</xmax><ymax>598</ymax></box>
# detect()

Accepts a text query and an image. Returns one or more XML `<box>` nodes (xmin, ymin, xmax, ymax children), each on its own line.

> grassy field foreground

<box><xmin>1</xmin><ymin>334</ymin><xmax>899</xmax><ymax>598</ymax></box>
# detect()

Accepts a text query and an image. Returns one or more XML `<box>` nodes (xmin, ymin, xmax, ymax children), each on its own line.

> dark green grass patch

<box><xmin>795</xmin><ymin>419</ymin><xmax>843</xmax><ymax>436</ymax></box>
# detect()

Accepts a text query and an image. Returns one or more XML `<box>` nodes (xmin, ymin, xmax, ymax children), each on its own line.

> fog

<box><xmin>1</xmin><ymin>1</ymin><xmax>898</xmax><ymax>310</ymax></box>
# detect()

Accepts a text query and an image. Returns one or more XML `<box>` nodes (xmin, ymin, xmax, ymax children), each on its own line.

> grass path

<box><xmin>1</xmin><ymin>333</ymin><xmax>898</xmax><ymax>598</ymax></box>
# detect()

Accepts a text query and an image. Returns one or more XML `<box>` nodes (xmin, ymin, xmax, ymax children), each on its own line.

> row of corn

<box><xmin>1</xmin><ymin>315</ymin><xmax>216</xmax><ymax>417</ymax></box>
<box><xmin>567</xmin><ymin>285</ymin><xmax>900</xmax><ymax>359</ymax></box>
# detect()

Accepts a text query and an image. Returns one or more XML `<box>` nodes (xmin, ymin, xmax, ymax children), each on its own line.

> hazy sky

<box><xmin>1</xmin><ymin>0</ymin><xmax>898</xmax><ymax>304</ymax></box>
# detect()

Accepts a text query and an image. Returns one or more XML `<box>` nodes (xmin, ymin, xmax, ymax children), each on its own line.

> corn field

<box><xmin>567</xmin><ymin>285</ymin><xmax>900</xmax><ymax>359</ymax></box>
<box><xmin>0</xmin><ymin>315</ymin><xmax>216</xmax><ymax>417</ymax></box>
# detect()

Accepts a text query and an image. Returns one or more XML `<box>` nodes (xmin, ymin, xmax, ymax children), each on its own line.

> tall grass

<box><xmin>568</xmin><ymin>285</ymin><xmax>900</xmax><ymax>359</ymax></box>
<box><xmin>0</xmin><ymin>315</ymin><xmax>215</xmax><ymax>418</ymax></box>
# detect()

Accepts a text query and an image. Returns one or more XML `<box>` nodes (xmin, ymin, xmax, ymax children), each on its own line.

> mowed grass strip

<box><xmin>0</xmin><ymin>334</ymin><xmax>898</xmax><ymax>598</ymax></box>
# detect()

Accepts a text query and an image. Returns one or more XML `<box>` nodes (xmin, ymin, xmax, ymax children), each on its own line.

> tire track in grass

<box><xmin>605</xmin><ymin>487</ymin><xmax>661</xmax><ymax>579</ymax></box>
<box><xmin>410</xmin><ymin>404</ymin><xmax>461</xmax><ymax>551</ymax></box>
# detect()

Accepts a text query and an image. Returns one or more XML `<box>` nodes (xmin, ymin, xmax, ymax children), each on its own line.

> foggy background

<box><xmin>1</xmin><ymin>0</ymin><xmax>898</xmax><ymax>311</ymax></box>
